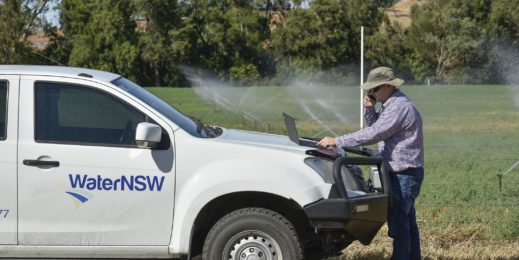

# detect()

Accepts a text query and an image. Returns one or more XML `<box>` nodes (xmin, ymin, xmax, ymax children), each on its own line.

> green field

<box><xmin>149</xmin><ymin>85</ymin><xmax>519</xmax><ymax>258</ymax></box>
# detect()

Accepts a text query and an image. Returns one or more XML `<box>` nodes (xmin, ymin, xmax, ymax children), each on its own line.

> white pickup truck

<box><xmin>0</xmin><ymin>65</ymin><xmax>390</xmax><ymax>259</ymax></box>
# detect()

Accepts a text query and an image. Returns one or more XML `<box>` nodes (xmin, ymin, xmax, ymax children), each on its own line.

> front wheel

<box><xmin>202</xmin><ymin>207</ymin><xmax>304</xmax><ymax>260</ymax></box>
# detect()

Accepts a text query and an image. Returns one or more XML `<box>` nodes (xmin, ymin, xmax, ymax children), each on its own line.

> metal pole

<box><xmin>360</xmin><ymin>26</ymin><xmax>364</xmax><ymax>129</ymax></box>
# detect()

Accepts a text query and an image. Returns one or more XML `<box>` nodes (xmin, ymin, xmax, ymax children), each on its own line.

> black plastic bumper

<box><xmin>303</xmin><ymin>152</ymin><xmax>391</xmax><ymax>245</ymax></box>
<box><xmin>303</xmin><ymin>194</ymin><xmax>388</xmax><ymax>245</ymax></box>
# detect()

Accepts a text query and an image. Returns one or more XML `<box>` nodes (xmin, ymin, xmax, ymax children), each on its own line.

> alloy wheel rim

<box><xmin>224</xmin><ymin>230</ymin><xmax>283</xmax><ymax>260</ymax></box>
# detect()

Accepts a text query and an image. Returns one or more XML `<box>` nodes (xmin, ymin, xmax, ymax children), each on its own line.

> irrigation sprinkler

<box><xmin>497</xmin><ymin>160</ymin><xmax>519</xmax><ymax>193</ymax></box>
<box><xmin>497</xmin><ymin>173</ymin><xmax>502</xmax><ymax>193</ymax></box>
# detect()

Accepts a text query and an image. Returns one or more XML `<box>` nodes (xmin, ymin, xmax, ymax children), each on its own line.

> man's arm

<box><xmin>365</xmin><ymin>107</ymin><xmax>378</xmax><ymax>126</ymax></box>
<box><xmin>336</xmin><ymin>103</ymin><xmax>409</xmax><ymax>147</ymax></box>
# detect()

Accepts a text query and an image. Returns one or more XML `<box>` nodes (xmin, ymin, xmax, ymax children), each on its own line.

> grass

<box><xmin>148</xmin><ymin>85</ymin><xmax>519</xmax><ymax>259</ymax></box>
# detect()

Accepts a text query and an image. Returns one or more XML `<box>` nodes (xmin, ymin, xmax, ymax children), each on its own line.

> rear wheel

<box><xmin>202</xmin><ymin>207</ymin><xmax>304</xmax><ymax>260</ymax></box>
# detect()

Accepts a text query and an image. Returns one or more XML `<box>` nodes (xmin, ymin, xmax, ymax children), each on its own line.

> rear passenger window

<box><xmin>0</xmin><ymin>82</ymin><xmax>6</xmax><ymax>140</ymax></box>
<box><xmin>35</xmin><ymin>82</ymin><xmax>147</xmax><ymax>146</ymax></box>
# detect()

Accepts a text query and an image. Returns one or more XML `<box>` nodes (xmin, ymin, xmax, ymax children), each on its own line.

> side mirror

<box><xmin>135</xmin><ymin>122</ymin><xmax>162</xmax><ymax>149</ymax></box>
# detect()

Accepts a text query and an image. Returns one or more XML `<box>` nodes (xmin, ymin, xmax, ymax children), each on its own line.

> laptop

<box><xmin>283</xmin><ymin>113</ymin><xmax>341</xmax><ymax>159</ymax></box>
<box><xmin>283</xmin><ymin>113</ymin><xmax>325</xmax><ymax>149</ymax></box>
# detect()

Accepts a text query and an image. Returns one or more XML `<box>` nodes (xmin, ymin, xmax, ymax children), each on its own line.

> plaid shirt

<box><xmin>336</xmin><ymin>90</ymin><xmax>424</xmax><ymax>172</ymax></box>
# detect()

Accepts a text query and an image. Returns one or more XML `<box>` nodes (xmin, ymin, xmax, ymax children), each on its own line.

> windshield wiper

<box><xmin>190</xmin><ymin>116</ymin><xmax>206</xmax><ymax>136</ymax></box>
<box><xmin>190</xmin><ymin>116</ymin><xmax>221</xmax><ymax>138</ymax></box>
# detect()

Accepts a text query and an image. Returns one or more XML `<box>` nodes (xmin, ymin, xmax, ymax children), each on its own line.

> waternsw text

<box><xmin>69</xmin><ymin>174</ymin><xmax>165</xmax><ymax>192</ymax></box>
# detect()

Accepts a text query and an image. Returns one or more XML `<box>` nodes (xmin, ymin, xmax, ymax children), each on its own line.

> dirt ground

<box><xmin>323</xmin><ymin>225</ymin><xmax>519</xmax><ymax>260</ymax></box>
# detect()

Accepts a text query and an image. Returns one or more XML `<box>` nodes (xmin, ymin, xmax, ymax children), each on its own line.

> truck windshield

<box><xmin>112</xmin><ymin>77</ymin><xmax>221</xmax><ymax>138</ymax></box>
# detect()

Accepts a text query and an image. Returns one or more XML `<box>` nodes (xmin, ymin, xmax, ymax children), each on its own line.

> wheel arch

<box><xmin>188</xmin><ymin>191</ymin><xmax>312</xmax><ymax>259</ymax></box>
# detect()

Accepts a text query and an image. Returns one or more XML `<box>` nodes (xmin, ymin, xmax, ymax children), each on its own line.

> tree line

<box><xmin>2</xmin><ymin>0</ymin><xmax>519</xmax><ymax>86</ymax></box>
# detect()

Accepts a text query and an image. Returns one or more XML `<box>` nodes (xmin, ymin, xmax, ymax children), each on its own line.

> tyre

<box><xmin>202</xmin><ymin>207</ymin><xmax>304</xmax><ymax>260</ymax></box>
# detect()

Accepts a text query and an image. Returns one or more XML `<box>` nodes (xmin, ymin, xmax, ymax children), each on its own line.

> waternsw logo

<box><xmin>68</xmin><ymin>174</ymin><xmax>165</xmax><ymax>191</ymax></box>
<box><xmin>66</xmin><ymin>174</ymin><xmax>165</xmax><ymax>204</ymax></box>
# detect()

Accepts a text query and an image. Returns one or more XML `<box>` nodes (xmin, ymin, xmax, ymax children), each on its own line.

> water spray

<box><xmin>249</xmin><ymin>92</ymin><xmax>282</xmax><ymax>115</ymax></box>
<box><xmin>511</xmin><ymin>86</ymin><xmax>519</xmax><ymax>109</ymax></box>
<box><xmin>208</xmin><ymin>87</ymin><xmax>267</xmax><ymax>124</ymax></box>
<box><xmin>182</xmin><ymin>65</ymin><xmax>359</xmax><ymax>135</ymax></box>
<box><xmin>181</xmin><ymin>66</ymin><xmax>277</xmax><ymax>132</ymax></box>
<box><xmin>297</xmin><ymin>100</ymin><xmax>338</xmax><ymax>136</ymax></box>
<box><xmin>288</xmin><ymin>79</ymin><xmax>353</xmax><ymax>135</ymax></box>
<box><xmin>315</xmin><ymin>99</ymin><xmax>351</xmax><ymax>124</ymax></box>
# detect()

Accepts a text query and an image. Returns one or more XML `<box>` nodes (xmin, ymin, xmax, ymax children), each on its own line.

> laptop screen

<box><xmin>283</xmin><ymin>113</ymin><xmax>326</xmax><ymax>149</ymax></box>
<box><xmin>283</xmin><ymin>113</ymin><xmax>300</xmax><ymax>145</ymax></box>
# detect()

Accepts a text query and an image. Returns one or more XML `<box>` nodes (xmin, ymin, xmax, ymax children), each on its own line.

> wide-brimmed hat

<box><xmin>360</xmin><ymin>67</ymin><xmax>404</xmax><ymax>90</ymax></box>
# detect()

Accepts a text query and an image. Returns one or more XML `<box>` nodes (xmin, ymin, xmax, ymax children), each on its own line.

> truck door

<box><xmin>0</xmin><ymin>76</ymin><xmax>18</xmax><ymax>245</ymax></box>
<box><xmin>17</xmin><ymin>77</ymin><xmax>175</xmax><ymax>246</ymax></box>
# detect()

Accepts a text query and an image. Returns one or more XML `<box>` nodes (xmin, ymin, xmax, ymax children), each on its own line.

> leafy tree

<box><xmin>21</xmin><ymin>0</ymin><xmax>519</xmax><ymax>86</ymax></box>
<box><xmin>171</xmin><ymin>0</ymin><xmax>270</xmax><ymax>85</ymax></box>
<box><xmin>253</xmin><ymin>0</ymin><xmax>292</xmax><ymax>11</ymax></box>
<box><xmin>131</xmin><ymin>0</ymin><xmax>184</xmax><ymax>86</ymax></box>
<box><xmin>450</xmin><ymin>0</ymin><xmax>492</xmax><ymax>27</ymax></box>
<box><xmin>366</xmin><ymin>0</ymin><xmax>505</xmax><ymax>84</ymax></box>
<box><xmin>42</xmin><ymin>0</ymin><xmax>90</xmax><ymax>66</ymax></box>
<box><xmin>47</xmin><ymin>0</ymin><xmax>139</xmax><ymax>80</ymax></box>
<box><xmin>56</xmin><ymin>0</ymin><xmax>139</xmax><ymax>81</ymax></box>
<box><xmin>484</xmin><ymin>0</ymin><xmax>519</xmax><ymax>84</ymax></box>
<box><xmin>271</xmin><ymin>0</ymin><xmax>385</xmax><ymax>81</ymax></box>
<box><xmin>270</xmin><ymin>8</ymin><xmax>321</xmax><ymax>75</ymax></box>
<box><xmin>488</xmin><ymin>0</ymin><xmax>519</xmax><ymax>43</ymax></box>
<box><xmin>311</xmin><ymin>0</ymin><xmax>385</xmax><ymax>66</ymax></box>
<box><xmin>365</xmin><ymin>19</ymin><xmax>413</xmax><ymax>80</ymax></box>
<box><xmin>404</xmin><ymin>0</ymin><xmax>483</xmax><ymax>82</ymax></box>
<box><xmin>42</xmin><ymin>0</ymin><xmax>88</xmax><ymax>66</ymax></box>
<box><xmin>0</xmin><ymin>0</ymin><xmax>52</xmax><ymax>64</ymax></box>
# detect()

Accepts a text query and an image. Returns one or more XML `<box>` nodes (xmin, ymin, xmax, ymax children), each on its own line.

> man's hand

<box><xmin>364</xmin><ymin>95</ymin><xmax>375</xmax><ymax>108</ymax></box>
<box><xmin>318</xmin><ymin>136</ymin><xmax>337</xmax><ymax>148</ymax></box>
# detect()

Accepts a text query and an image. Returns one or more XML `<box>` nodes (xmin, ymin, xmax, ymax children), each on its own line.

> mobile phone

<box><xmin>368</xmin><ymin>94</ymin><xmax>376</xmax><ymax>102</ymax></box>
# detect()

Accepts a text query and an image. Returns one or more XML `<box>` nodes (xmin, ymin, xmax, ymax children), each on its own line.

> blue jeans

<box><xmin>388</xmin><ymin>167</ymin><xmax>424</xmax><ymax>260</ymax></box>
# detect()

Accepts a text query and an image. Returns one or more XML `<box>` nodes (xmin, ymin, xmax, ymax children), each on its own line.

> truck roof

<box><xmin>0</xmin><ymin>65</ymin><xmax>121</xmax><ymax>83</ymax></box>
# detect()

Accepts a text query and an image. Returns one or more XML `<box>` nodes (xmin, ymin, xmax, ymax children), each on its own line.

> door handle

<box><xmin>23</xmin><ymin>159</ymin><xmax>60</xmax><ymax>167</ymax></box>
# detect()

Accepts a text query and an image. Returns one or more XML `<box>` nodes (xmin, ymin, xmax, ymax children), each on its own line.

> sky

<box><xmin>44</xmin><ymin>1</ymin><xmax>60</xmax><ymax>26</ymax></box>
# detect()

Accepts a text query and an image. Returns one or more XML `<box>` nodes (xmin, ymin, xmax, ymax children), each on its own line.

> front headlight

<box><xmin>304</xmin><ymin>157</ymin><xmax>335</xmax><ymax>183</ymax></box>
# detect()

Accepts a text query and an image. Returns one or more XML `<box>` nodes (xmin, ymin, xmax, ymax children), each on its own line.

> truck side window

<box><xmin>0</xmin><ymin>82</ymin><xmax>6</xmax><ymax>140</ymax></box>
<box><xmin>35</xmin><ymin>82</ymin><xmax>147</xmax><ymax>147</ymax></box>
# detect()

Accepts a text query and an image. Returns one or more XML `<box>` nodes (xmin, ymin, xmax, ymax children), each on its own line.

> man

<box><xmin>318</xmin><ymin>66</ymin><xmax>424</xmax><ymax>260</ymax></box>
